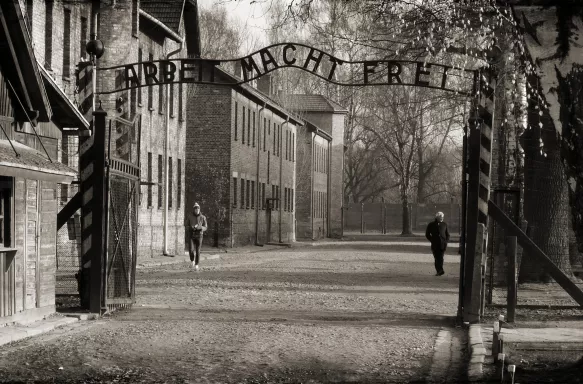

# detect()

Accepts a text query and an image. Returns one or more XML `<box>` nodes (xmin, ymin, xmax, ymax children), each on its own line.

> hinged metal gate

<box><xmin>104</xmin><ymin>156</ymin><xmax>139</xmax><ymax>310</ymax></box>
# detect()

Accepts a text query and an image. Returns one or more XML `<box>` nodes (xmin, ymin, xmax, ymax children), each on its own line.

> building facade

<box><xmin>24</xmin><ymin>0</ymin><xmax>200</xmax><ymax>261</ymax></box>
<box><xmin>282</xmin><ymin>95</ymin><xmax>347</xmax><ymax>239</ymax></box>
<box><xmin>1</xmin><ymin>1</ymin><xmax>83</xmax><ymax>324</ymax></box>
<box><xmin>186</xmin><ymin>69</ymin><xmax>302</xmax><ymax>247</ymax></box>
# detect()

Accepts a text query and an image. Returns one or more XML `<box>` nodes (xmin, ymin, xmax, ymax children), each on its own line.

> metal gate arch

<box><xmin>76</xmin><ymin>42</ymin><xmax>496</xmax><ymax>322</ymax></box>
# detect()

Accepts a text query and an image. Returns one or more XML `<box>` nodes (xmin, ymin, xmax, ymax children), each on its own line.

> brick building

<box><xmin>0</xmin><ymin>1</ymin><xmax>84</xmax><ymax>323</ymax></box>
<box><xmin>23</xmin><ymin>0</ymin><xmax>200</xmax><ymax>260</ymax></box>
<box><xmin>282</xmin><ymin>95</ymin><xmax>347</xmax><ymax>239</ymax></box>
<box><xmin>186</xmin><ymin>68</ymin><xmax>302</xmax><ymax>247</ymax></box>
<box><xmin>92</xmin><ymin>0</ymin><xmax>200</xmax><ymax>258</ymax></box>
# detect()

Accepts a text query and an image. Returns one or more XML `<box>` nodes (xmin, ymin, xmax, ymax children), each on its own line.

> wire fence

<box><xmin>56</xmin><ymin>183</ymin><xmax>81</xmax><ymax>306</ymax></box>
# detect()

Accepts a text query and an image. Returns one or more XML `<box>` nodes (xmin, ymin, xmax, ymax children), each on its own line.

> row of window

<box><xmin>145</xmin><ymin>153</ymin><xmax>182</xmax><ymax>209</ymax></box>
<box><xmin>314</xmin><ymin>144</ymin><xmax>329</xmax><ymax>174</ymax></box>
<box><xmin>133</xmin><ymin>49</ymin><xmax>184</xmax><ymax>120</ymax></box>
<box><xmin>313</xmin><ymin>190</ymin><xmax>327</xmax><ymax>219</ymax></box>
<box><xmin>234</xmin><ymin>102</ymin><xmax>295</xmax><ymax>162</ymax></box>
<box><xmin>232</xmin><ymin>177</ymin><xmax>295</xmax><ymax>212</ymax></box>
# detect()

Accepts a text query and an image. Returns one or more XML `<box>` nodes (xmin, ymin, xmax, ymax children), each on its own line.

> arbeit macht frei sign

<box><xmin>96</xmin><ymin>43</ymin><xmax>476</xmax><ymax>95</ymax></box>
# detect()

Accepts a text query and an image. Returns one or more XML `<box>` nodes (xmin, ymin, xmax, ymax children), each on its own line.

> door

<box><xmin>25</xmin><ymin>180</ymin><xmax>39</xmax><ymax>309</ymax></box>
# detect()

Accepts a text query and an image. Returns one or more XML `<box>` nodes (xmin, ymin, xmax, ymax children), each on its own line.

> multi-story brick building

<box><xmin>23</xmin><ymin>0</ymin><xmax>200</xmax><ymax>260</ymax></box>
<box><xmin>186</xmin><ymin>68</ymin><xmax>302</xmax><ymax>247</ymax></box>
<box><xmin>282</xmin><ymin>95</ymin><xmax>347</xmax><ymax>239</ymax></box>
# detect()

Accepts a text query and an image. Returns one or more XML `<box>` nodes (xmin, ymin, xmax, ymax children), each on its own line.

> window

<box><xmin>240</xmin><ymin>178</ymin><xmax>245</xmax><ymax>208</ymax></box>
<box><xmin>273</xmin><ymin>123</ymin><xmax>276</xmax><ymax>154</ymax></box>
<box><xmin>252</xmin><ymin>112</ymin><xmax>256</xmax><ymax>147</ymax></box>
<box><xmin>271</xmin><ymin>185</ymin><xmax>275</xmax><ymax>209</ymax></box>
<box><xmin>233</xmin><ymin>178</ymin><xmax>238</xmax><ymax>207</ymax></box>
<box><xmin>246</xmin><ymin>180</ymin><xmax>250</xmax><ymax>208</ymax></box>
<box><xmin>169</xmin><ymin>84</ymin><xmax>174</xmax><ymax>117</ymax></box>
<box><xmin>169</xmin><ymin>157</ymin><xmax>173</xmax><ymax>208</ymax></box>
<box><xmin>234</xmin><ymin>102</ymin><xmax>238</xmax><ymax>140</ymax></box>
<box><xmin>158</xmin><ymin>68</ymin><xmax>164</xmax><ymax>114</ymax></box>
<box><xmin>132</xmin><ymin>0</ymin><xmax>139</xmax><ymax>36</ymax></box>
<box><xmin>44</xmin><ymin>1</ymin><xmax>53</xmax><ymax>69</ymax></box>
<box><xmin>262</xmin><ymin>183</ymin><xmax>266</xmax><ymax>209</ymax></box>
<box><xmin>177</xmin><ymin>159</ymin><xmax>182</xmax><ymax>208</ymax></box>
<box><xmin>63</xmin><ymin>9</ymin><xmax>71</xmax><ymax>78</ymax></box>
<box><xmin>247</xmin><ymin>109</ymin><xmax>251</xmax><ymax>146</ymax></box>
<box><xmin>158</xmin><ymin>155</ymin><xmax>163</xmax><ymax>208</ymax></box>
<box><xmin>284</xmin><ymin>188</ymin><xmax>287</xmax><ymax>211</ymax></box>
<box><xmin>179</xmin><ymin>84</ymin><xmax>184</xmax><ymax>121</ymax></box>
<box><xmin>26</xmin><ymin>0</ymin><xmax>33</xmax><ymax>33</ymax></box>
<box><xmin>277</xmin><ymin>186</ymin><xmax>280</xmax><ymax>210</ymax></box>
<box><xmin>251</xmin><ymin>181</ymin><xmax>255</xmax><ymax>208</ymax></box>
<box><xmin>279</xmin><ymin>125</ymin><xmax>282</xmax><ymax>157</ymax></box>
<box><xmin>263</xmin><ymin>118</ymin><xmax>266</xmax><ymax>151</ymax></box>
<box><xmin>285</xmin><ymin>131</ymin><xmax>288</xmax><ymax>160</ymax></box>
<box><xmin>292</xmin><ymin>133</ymin><xmax>295</xmax><ymax>162</ymax></box>
<box><xmin>242</xmin><ymin>108</ymin><xmax>245</xmax><ymax>144</ymax></box>
<box><xmin>80</xmin><ymin>17</ymin><xmax>88</xmax><ymax>60</ymax></box>
<box><xmin>147</xmin><ymin>152</ymin><xmax>152</xmax><ymax>207</ymax></box>
<box><xmin>0</xmin><ymin>178</ymin><xmax>12</xmax><ymax>248</ymax></box>
<box><xmin>138</xmin><ymin>49</ymin><xmax>143</xmax><ymax>105</ymax></box>
<box><xmin>291</xmin><ymin>189</ymin><xmax>294</xmax><ymax>212</ymax></box>
<box><xmin>148</xmin><ymin>53</ymin><xmax>154</xmax><ymax>109</ymax></box>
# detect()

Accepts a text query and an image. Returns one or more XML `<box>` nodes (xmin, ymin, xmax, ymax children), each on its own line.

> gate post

<box><xmin>79</xmin><ymin>105</ymin><xmax>108</xmax><ymax>313</ymax></box>
<box><xmin>463</xmin><ymin>68</ymin><xmax>496</xmax><ymax>323</ymax></box>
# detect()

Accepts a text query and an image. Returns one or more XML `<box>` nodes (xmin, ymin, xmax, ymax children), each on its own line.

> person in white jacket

<box><xmin>185</xmin><ymin>203</ymin><xmax>207</xmax><ymax>271</ymax></box>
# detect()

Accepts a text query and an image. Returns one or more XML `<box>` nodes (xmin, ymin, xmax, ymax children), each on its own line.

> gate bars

<box><xmin>80</xmin><ymin>105</ymin><xmax>139</xmax><ymax>313</ymax></box>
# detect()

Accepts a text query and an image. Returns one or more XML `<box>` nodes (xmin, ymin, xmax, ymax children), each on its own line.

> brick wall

<box><xmin>186</xmin><ymin>84</ymin><xmax>233</xmax><ymax>247</ymax></box>
<box><xmin>187</xmin><ymin>84</ymin><xmax>298</xmax><ymax>247</ymax></box>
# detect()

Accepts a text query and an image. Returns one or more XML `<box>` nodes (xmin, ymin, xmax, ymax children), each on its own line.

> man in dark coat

<box><xmin>425</xmin><ymin>211</ymin><xmax>450</xmax><ymax>276</ymax></box>
<box><xmin>185</xmin><ymin>202</ymin><xmax>207</xmax><ymax>271</ymax></box>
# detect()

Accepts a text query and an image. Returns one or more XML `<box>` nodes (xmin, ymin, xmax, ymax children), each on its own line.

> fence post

<box><xmin>360</xmin><ymin>203</ymin><xmax>364</xmax><ymax>234</ymax></box>
<box><xmin>506</xmin><ymin>236</ymin><xmax>517</xmax><ymax>322</ymax></box>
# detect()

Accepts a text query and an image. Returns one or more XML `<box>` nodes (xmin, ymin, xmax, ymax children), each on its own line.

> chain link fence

<box><xmin>56</xmin><ymin>183</ymin><xmax>81</xmax><ymax>306</ymax></box>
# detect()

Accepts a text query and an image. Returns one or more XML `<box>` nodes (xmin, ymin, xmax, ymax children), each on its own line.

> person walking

<box><xmin>186</xmin><ymin>202</ymin><xmax>207</xmax><ymax>271</ymax></box>
<box><xmin>425</xmin><ymin>211</ymin><xmax>450</xmax><ymax>276</ymax></box>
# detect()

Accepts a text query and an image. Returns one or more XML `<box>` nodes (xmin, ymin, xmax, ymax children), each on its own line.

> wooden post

<box><xmin>381</xmin><ymin>197</ymin><xmax>385</xmax><ymax>234</ymax></box>
<box><xmin>87</xmin><ymin>106</ymin><xmax>107</xmax><ymax>314</ymax></box>
<box><xmin>506</xmin><ymin>236</ymin><xmax>517</xmax><ymax>322</ymax></box>
<box><xmin>463</xmin><ymin>67</ymin><xmax>495</xmax><ymax>323</ymax></box>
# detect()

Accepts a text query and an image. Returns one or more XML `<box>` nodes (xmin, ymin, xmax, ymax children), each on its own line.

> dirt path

<box><xmin>0</xmin><ymin>244</ymin><xmax>467</xmax><ymax>383</ymax></box>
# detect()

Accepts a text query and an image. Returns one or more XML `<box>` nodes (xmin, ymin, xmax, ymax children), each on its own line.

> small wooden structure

<box><xmin>0</xmin><ymin>2</ymin><xmax>85</xmax><ymax>324</ymax></box>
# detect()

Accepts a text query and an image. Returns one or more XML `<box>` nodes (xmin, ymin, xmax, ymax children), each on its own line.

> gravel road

<box><xmin>0</xmin><ymin>242</ymin><xmax>467</xmax><ymax>383</ymax></box>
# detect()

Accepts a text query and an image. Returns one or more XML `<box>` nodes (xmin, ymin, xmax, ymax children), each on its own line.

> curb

<box><xmin>468</xmin><ymin>324</ymin><xmax>486</xmax><ymax>382</ymax></box>
<box><xmin>0</xmin><ymin>316</ymin><xmax>79</xmax><ymax>347</ymax></box>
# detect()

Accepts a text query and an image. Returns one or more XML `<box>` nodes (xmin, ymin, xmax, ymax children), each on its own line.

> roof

<box><xmin>0</xmin><ymin>139</ymin><xmax>76</xmax><ymax>183</ymax></box>
<box><xmin>0</xmin><ymin>1</ymin><xmax>51</xmax><ymax>122</ymax></box>
<box><xmin>140</xmin><ymin>0</ymin><xmax>185</xmax><ymax>35</ymax></box>
<box><xmin>38</xmin><ymin>62</ymin><xmax>90</xmax><ymax>130</ymax></box>
<box><xmin>281</xmin><ymin>94</ymin><xmax>348</xmax><ymax>114</ymax></box>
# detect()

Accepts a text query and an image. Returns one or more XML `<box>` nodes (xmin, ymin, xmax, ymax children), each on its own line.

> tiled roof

<box><xmin>280</xmin><ymin>94</ymin><xmax>348</xmax><ymax>113</ymax></box>
<box><xmin>140</xmin><ymin>0</ymin><xmax>185</xmax><ymax>34</ymax></box>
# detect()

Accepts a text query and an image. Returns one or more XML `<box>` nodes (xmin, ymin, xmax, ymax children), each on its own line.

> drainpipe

<box><xmin>163</xmin><ymin>41</ymin><xmax>183</xmax><ymax>256</ymax></box>
<box><xmin>310</xmin><ymin>132</ymin><xmax>315</xmax><ymax>240</ymax></box>
<box><xmin>280</xmin><ymin>116</ymin><xmax>289</xmax><ymax>243</ymax></box>
<box><xmin>255</xmin><ymin>102</ymin><xmax>266</xmax><ymax>245</ymax></box>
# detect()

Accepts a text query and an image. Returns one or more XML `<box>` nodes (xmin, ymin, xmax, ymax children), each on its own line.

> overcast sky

<box><xmin>197</xmin><ymin>0</ymin><xmax>271</xmax><ymax>45</ymax></box>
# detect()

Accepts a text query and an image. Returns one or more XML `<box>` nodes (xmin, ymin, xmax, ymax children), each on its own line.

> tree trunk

<box><xmin>520</xmin><ymin>77</ymin><xmax>571</xmax><ymax>283</ymax></box>
<box><xmin>401</xmin><ymin>193</ymin><xmax>412</xmax><ymax>235</ymax></box>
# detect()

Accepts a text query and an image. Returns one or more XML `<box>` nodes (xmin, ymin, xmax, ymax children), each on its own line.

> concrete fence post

<box><xmin>506</xmin><ymin>236</ymin><xmax>518</xmax><ymax>322</ymax></box>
